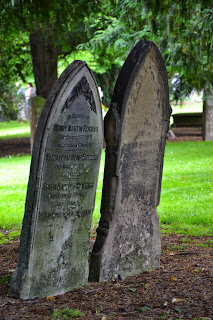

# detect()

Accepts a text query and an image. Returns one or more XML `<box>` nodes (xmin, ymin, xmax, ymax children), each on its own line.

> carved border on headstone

<box><xmin>61</xmin><ymin>76</ymin><xmax>96</xmax><ymax>114</ymax></box>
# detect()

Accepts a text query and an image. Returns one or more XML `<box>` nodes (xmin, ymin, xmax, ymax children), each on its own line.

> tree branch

<box><xmin>192</xmin><ymin>12</ymin><xmax>213</xmax><ymax>33</ymax></box>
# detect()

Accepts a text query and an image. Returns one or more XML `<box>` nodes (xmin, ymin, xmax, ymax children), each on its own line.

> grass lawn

<box><xmin>171</xmin><ymin>101</ymin><xmax>203</xmax><ymax>114</ymax></box>
<box><xmin>0</xmin><ymin>120</ymin><xmax>30</xmax><ymax>140</ymax></box>
<box><xmin>0</xmin><ymin>155</ymin><xmax>31</xmax><ymax>231</ymax></box>
<box><xmin>0</xmin><ymin>141</ymin><xmax>213</xmax><ymax>245</ymax></box>
<box><xmin>0</xmin><ymin>117</ymin><xmax>212</xmax><ymax>242</ymax></box>
<box><xmin>159</xmin><ymin>141</ymin><xmax>213</xmax><ymax>236</ymax></box>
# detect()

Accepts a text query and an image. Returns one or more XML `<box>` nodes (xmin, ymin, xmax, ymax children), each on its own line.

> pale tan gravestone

<box><xmin>28</xmin><ymin>95</ymin><xmax>45</xmax><ymax>150</ymax></box>
<box><xmin>10</xmin><ymin>61</ymin><xmax>103</xmax><ymax>299</ymax></box>
<box><xmin>89</xmin><ymin>40</ymin><xmax>171</xmax><ymax>282</ymax></box>
<box><xmin>203</xmin><ymin>92</ymin><xmax>213</xmax><ymax>141</ymax></box>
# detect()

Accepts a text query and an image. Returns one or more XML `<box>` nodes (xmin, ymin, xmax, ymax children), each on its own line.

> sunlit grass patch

<box><xmin>1</xmin><ymin>142</ymin><xmax>213</xmax><ymax>238</ymax></box>
<box><xmin>158</xmin><ymin>141</ymin><xmax>213</xmax><ymax>236</ymax></box>
<box><xmin>0</xmin><ymin>120</ymin><xmax>30</xmax><ymax>140</ymax></box>
<box><xmin>0</xmin><ymin>155</ymin><xmax>31</xmax><ymax>229</ymax></box>
<box><xmin>91</xmin><ymin>149</ymin><xmax>105</xmax><ymax>229</ymax></box>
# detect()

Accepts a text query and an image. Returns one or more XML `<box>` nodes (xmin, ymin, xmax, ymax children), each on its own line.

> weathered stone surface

<box><xmin>10</xmin><ymin>61</ymin><xmax>103</xmax><ymax>299</ymax></box>
<box><xmin>89</xmin><ymin>40</ymin><xmax>171</xmax><ymax>282</ymax></box>
<box><xmin>28</xmin><ymin>95</ymin><xmax>45</xmax><ymax>150</ymax></box>
<box><xmin>203</xmin><ymin>93</ymin><xmax>213</xmax><ymax>141</ymax></box>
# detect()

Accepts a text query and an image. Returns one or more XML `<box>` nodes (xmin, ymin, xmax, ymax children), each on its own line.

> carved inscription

<box><xmin>120</xmin><ymin>141</ymin><xmax>161</xmax><ymax>205</ymax></box>
<box><xmin>38</xmin><ymin>97</ymin><xmax>101</xmax><ymax>226</ymax></box>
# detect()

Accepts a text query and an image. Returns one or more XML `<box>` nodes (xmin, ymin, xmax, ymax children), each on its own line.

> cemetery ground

<box><xmin>0</xmin><ymin>121</ymin><xmax>213</xmax><ymax>319</ymax></box>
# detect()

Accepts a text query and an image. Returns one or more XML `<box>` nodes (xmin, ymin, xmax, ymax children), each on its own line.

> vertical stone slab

<box><xmin>10</xmin><ymin>61</ymin><xmax>103</xmax><ymax>299</ymax></box>
<box><xmin>28</xmin><ymin>95</ymin><xmax>46</xmax><ymax>151</ymax></box>
<box><xmin>89</xmin><ymin>41</ymin><xmax>171</xmax><ymax>282</ymax></box>
<box><xmin>203</xmin><ymin>93</ymin><xmax>213</xmax><ymax>141</ymax></box>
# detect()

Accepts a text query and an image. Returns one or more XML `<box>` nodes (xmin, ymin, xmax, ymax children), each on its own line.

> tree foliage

<box><xmin>82</xmin><ymin>0</ymin><xmax>213</xmax><ymax>101</ymax></box>
<box><xmin>0</xmin><ymin>82</ymin><xmax>23</xmax><ymax>120</ymax></box>
<box><xmin>0</xmin><ymin>0</ymin><xmax>100</xmax><ymax>96</ymax></box>
<box><xmin>0</xmin><ymin>0</ymin><xmax>212</xmax><ymax>105</ymax></box>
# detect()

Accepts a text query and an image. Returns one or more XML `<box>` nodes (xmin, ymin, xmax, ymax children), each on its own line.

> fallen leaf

<box><xmin>46</xmin><ymin>296</ymin><xmax>55</xmax><ymax>300</ymax></box>
<box><xmin>192</xmin><ymin>269</ymin><xmax>200</xmax><ymax>273</ymax></box>
<box><xmin>172</xmin><ymin>298</ymin><xmax>185</xmax><ymax>303</ymax></box>
<box><xmin>171</xmin><ymin>276</ymin><xmax>178</xmax><ymax>281</ymax></box>
<box><xmin>138</xmin><ymin>306</ymin><xmax>150</xmax><ymax>311</ymax></box>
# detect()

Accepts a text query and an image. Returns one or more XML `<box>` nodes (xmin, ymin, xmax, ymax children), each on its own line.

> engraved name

<box><xmin>46</xmin><ymin>153</ymin><xmax>98</xmax><ymax>161</ymax></box>
<box><xmin>40</xmin><ymin>209</ymin><xmax>92</xmax><ymax>218</ymax></box>
<box><xmin>48</xmin><ymin>192</ymin><xmax>87</xmax><ymax>199</ymax></box>
<box><xmin>43</xmin><ymin>182</ymin><xmax>94</xmax><ymax>190</ymax></box>
<box><xmin>54</xmin><ymin>124</ymin><xmax>98</xmax><ymax>132</ymax></box>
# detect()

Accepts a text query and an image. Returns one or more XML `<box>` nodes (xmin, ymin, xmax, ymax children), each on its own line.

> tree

<box><xmin>0</xmin><ymin>0</ymin><xmax>100</xmax><ymax>98</ymax></box>
<box><xmin>82</xmin><ymin>0</ymin><xmax>213</xmax><ymax>100</ymax></box>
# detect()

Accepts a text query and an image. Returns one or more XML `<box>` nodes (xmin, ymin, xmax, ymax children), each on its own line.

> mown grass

<box><xmin>171</xmin><ymin>102</ymin><xmax>203</xmax><ymax>114</ymax></box>
<box><xmin>0</xmin><ymin>155</ymin><xmax>31</xmax><ymax>229</ymax></box>
<box><xmin>0</xmin><ymin>141</ymin><xmax>212</xmax><ymax>243</ymax></box>
<box><xmin>0</xmin><ymin>120</ymin><xmax>30</xmax><ymax>140</ymax></box>
<box><xmin>159</xmin><ymin>141</ymin><xmax>213</xmax><ymax>236</ymax></box>
<box><xmin>92</xmin><ymin>150</ymin><xmax>105</xmax><ymax>225</ymax></box>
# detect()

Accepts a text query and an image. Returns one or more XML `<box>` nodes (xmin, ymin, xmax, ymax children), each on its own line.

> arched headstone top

<box><xmin>90</xmin><ymin>40</ymin><xmax>171</xmax><ymax>282</ymax></box>
<box><xmin>61</xmin><ymin>76</ymin><xmax>97</xmax><ymax>114</ymax></box>
<box><xmin>33</xmin><ymin>61</ymin><xmax>101</xmax><ymax>159</ymax></box>
<box><xmin>111</xmin><ymin>40</ymin><xmax>171</xmax><ymax>121</ymax></box>
<box><xmin>10</xmin><ymin>60</ymin><xmax>103</xmax><ymax>299</ymax></box>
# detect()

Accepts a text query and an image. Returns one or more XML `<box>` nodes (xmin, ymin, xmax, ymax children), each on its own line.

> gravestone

<box><xmin>89</xmin><ymin>40</ymin><xmax>171</xmax><ymax>282</ymax></box>
<box><xmin>203</xmin><ymin>93</ymin><xmax>213</xmax><ymax>141</ymax></box>
<box><xmin>28</xmin><ymin>95</ymin><xmax>46</xmax><ymax>150</ymax></box>
<box><xmin>10</xmin><ymin>61</ymin><xmax>103</xmax><ymax>299</ymax></box>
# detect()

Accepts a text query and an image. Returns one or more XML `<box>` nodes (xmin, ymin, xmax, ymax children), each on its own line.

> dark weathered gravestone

<box><xmin>10</xmin><ymin>61</ymin><xmax>103</xmax><ymax>299</ymax></box>
<box><xmin>89</xmin><ymin>40</ymin><xmax>171</xmax><ymax>282</ymax></box>
<box><xmin>203</xmin><ymin>94</ymin><xmax>213</xmax><ymax>141</ymax></box>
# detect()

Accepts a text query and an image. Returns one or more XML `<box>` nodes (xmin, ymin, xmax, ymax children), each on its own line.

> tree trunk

<box><xmin>30</xmin><ymin>30</ymin><xmax>58</xmax><ymax>99</ymax></box>
<box><xmin>202</xmin><ymin>89</ymin><xmax>213</xmax><ymax>141</ymax></box>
